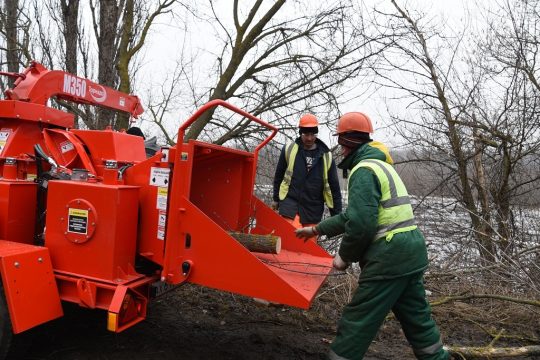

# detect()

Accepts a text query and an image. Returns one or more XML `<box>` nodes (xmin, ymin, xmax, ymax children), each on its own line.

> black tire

<box><xmin>0</xmin><ymin>283</ymin><xmax>13</xmax><ymax>360</ymax></box>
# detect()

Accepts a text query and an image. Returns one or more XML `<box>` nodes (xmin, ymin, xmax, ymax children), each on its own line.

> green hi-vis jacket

<box><xmin>316</xmin><ymin>141</ymin><xmax>429</xmax><ymax>282</ymax></box>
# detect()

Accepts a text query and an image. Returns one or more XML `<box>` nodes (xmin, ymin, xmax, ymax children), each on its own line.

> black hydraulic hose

<box><xmin>33</xmin><ymin>145</ymin><xmax>47</xmax><ymax>246</ymax></box>
<box><xmin>118</xmin><ymin>163</ymin><xmax>133</xmax><ymax>180</ymax></box>
<box><xmin>34</xmin><ymin>144</ymin><xmax>58</xmax><ymax>168</ymax></box>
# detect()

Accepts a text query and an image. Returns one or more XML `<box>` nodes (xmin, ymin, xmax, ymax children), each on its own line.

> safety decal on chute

<box><xmin>60</xmin><ymin>140</ymin><xmax>74</xmax><ymax>153</ymax></box>
<box><xmin>158</xmin><ymin>211</ymin><xmax>167</xmax><ymax>227</ymax></box>
<box><xmin>157</xmin><ymin>210</ymin><xmax>166</xmax><ymax>241</ymax></box>
<box><xmin>157</xmin><ymin>228</ymin><xmax>165</xmax><ymax>241</ymax></box>
<box><xmin>0</xmin><ymin>129</ymin><xmax>12</xmax><ymax>154</ymax></box>
<box><xmin>156</xmin><ymin>186</ymin><xmax>168</xmax><ymax>211</ymax></box>
<box><xmin>149</xmin><ymin>167</ymin><xmax>170</xmax><ymax>187</ymax></box>
<box><xmin>67</xmin><ymin>208</ymin><xmax>88</xmax><ymax>234</ymax></box>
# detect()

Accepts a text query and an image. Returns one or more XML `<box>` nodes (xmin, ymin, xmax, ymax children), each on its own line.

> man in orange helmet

<box><xmin>296</xmin><ymin>112</ymin><xmax>449</xmax><ymax>360</ymax></box>
<box><xmin>272</xmin><ymin>114</ymin><xmax>342</xmax><ymax>231</ymax></box>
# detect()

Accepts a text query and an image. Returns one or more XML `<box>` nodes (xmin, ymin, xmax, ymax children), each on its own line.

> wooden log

<box><xmin>448</xmin><ymin>345</ymin><xmax>540</xmax><ymax>358</ymax></box>
<box><xmin>228</xmin><ymin>232</ymin><xmax>281</xmax><ymax>254</ymax></box>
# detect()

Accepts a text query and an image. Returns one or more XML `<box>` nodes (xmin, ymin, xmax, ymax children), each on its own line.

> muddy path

<box><xmin>9</xmin><ymin>283</ymin><xmax>540</xmax><ymax>360</ymax></box>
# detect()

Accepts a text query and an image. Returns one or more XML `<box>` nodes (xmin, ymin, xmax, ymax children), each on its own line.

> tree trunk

<box><xmin>60</xmin><ymin>0</ymin><xmax>80</xmax><ymax>75</ymax></box>
<box><xmin>96</xmin><ymin>0</ymin><xmax>121</xmax><ymax>129</ymax></box>
<box><xmin>494</xmin><ymin>142</ymin><xmax>512</xmax><ymax>254</ymax></box>
<box><xmin>5</xmin><ymin>0</ymin><xmax>19</xmax><ymax>88</ymax></box>
<box><xmin>115</xmin><ymin>0</ymin><xmax>134</xmax><ymax>130</ymax></box>
<box><xmin>391</xmin><ymin>0</ymin><xmax>494</xmax><ymax>264</ymax></box>
<box><xmin>472</xmin><ymin>127</ymin><xmax>496</xmax><ymax>263</ymax></box>
<box><xmin>184</xmin><ymin>0</ymin><xmax>286</xmax><ymax>141</ymax></box>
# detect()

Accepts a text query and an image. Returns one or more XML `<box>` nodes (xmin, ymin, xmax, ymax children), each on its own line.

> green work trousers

<box><xmin>329</xmin><ymin>272</ymin><xmax>449</xmax><ymax>360</ymax></box>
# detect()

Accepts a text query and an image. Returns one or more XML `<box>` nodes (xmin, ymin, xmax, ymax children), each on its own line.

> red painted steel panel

<box><xmin>71</xmin><ymin>129</ymin><xmax>146</xmax><ymax>166</ymax></box>
<box><xmin>189</xmin><ymin>146</ymin><xmax>253</xmax><ymax>231</ymax></box>
<box><xmin>42</xmin><ymin>129</ymin><xmax>97</xmax><ymax>175</ymax></box>
<box><xmin>54</xmin><ymin>273</ymin><xmax>157</xmax><ymax>311</ymax></box>
<box><xmin>45</xmin><ymin>180</ymin><xmax>141</xmax><ymax>283</ymax></box>
<box><xmin>0</xmin><ymin>100</ymin><xmax>74</xmax><ymax>128</ymax></box>
<box><xmin>0</xmin><ymin>181</ymin><xmax>37</xmax><ymax>244</ymax></box>
<box><xmin>0</xmin><ymin>241</ymin><xmax>63</xmax><ymax>333</ymax></box>
<box><xmin>123</xmin><ymin>159</ymin><xmax>170</xmax><ymax>266</ymax></box>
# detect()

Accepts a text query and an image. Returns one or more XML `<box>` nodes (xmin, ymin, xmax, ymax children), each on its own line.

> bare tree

<box><xmin>0</xmin><ymin>0</ymin><xmax>32</xmax><ymax>89</ymax></box>
<box><xmin>115</xmin><ymin>0</ymin><xmax>176</xmax><ymax>130</ymax></box>
<box><xmin>4</xmin><ymin>0</ymin><xmax>19</xmax><ymax>83</ymax></box>
<box><xmin>370</xmin><ymin>0</ymin><xmax>540</xmax><ymax>266</ymax></box>
<box><xmin>88</xmin><ymin>0</ymin><xmax>123</xmax><ymax>129</ymax></box>
<box><xmin>149</xmin><ymin>0</ymin><xmax>383</xmax><ymax>148</ymax></box>
<box><xmin>86</xmin><ymin>0</ymin><xmax>177</xmax><ymax>130</ymax></box>
<box><xmin>486</xmin><ymin>0</ymin><xmax>540</xmax><ymax>93</ymax></box>
<box><xmin>16</xmin><ymin>0</ymin><xmax>177</xmax><ymax>129</ymax></box>
<box><xmin>59</xmin><ymin>0</ymin><xmax>79</xmax><ymax>74</ymax></box>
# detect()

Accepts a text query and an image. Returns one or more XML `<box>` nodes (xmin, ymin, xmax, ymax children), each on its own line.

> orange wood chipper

<box><xmin>0</xmin><ymin>61</ymin><xmax>333</xmax><ymax>355</ymax></box>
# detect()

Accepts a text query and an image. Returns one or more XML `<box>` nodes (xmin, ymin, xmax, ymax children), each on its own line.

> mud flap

<box><xmin>0</xmin><ymin>240</ymin><xmax>63</xmax><ymax>333</ymax></box>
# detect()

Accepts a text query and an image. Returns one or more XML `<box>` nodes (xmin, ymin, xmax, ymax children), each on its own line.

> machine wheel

<box><xmin>0</xmin><ymin>283</ymin><xmax>13</xmax><ymax>360</ymax></box>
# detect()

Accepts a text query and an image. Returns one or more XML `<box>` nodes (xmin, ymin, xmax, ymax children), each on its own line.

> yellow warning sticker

<box><xmin>156</xmin><ymin>186</ymin><xmax>168</xmax><ymax>210</ymax></box>
<box><xmin>68</xmin><ymin>208</ymin><xmax>88</xmax><ymax>234</ymax></box>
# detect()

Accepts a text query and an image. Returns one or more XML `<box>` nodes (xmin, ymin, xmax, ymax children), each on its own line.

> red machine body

<box><xmin>45</xmin><ymin>181</ymin><xmax>141</xmax><ymax>282</ymax></box>
<box><xmin>0</xmin><ymin>62</ymin><xmax>333</xmax><ymax>340</ymax></box>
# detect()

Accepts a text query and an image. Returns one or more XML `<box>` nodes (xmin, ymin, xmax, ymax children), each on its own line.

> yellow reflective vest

<box><xmin>349</xmin><ymin>159</ymin><xmax>417</xmax><ymax>241</ymax></box>
<box><xmin>278</xmin><ymin>142</ymin><xmax>334</xmax><ymax>209</ymax></box>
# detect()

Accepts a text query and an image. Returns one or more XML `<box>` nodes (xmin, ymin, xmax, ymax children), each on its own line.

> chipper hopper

<box><xmin>0</xmin><ymin>62</ymin><xmax>333</xmax><ymax>355</ymax></box>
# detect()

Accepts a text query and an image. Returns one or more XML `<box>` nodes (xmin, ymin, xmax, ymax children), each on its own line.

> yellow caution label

<box><xmin>69</xmin><ymin>209</ymin><xmax>88</xmax><ymax>217</ymax></box>
<box><xmin>68</xmin><ymin>208</ymin><xmax>89</xmax><ymax>234</ymax></box>
<box><xmin>156</xmin><ymin>187</ymin><xmax>168</xmax><ymax>211</ymax></box>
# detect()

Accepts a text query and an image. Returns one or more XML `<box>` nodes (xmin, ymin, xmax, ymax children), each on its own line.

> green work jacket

<box><xmin>316</xmin><ymin>141</ymin><xmax>428</xmax><ymax>282</ymax></box>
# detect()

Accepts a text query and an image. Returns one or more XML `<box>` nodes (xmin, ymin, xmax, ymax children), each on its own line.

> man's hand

<box><xmin>271</xmin><ymin>201</ymin><xmax>279</xmax><ymax>211</ymax></box>
<box><xmin>295</xmin><ymin>226</ymin><xmax>318</xmax><ymax>240</ymax></box>
<box><xmin>333</xmin><ymin>254</ymin><xmax>349</xmax><ymax>271</ymax></box>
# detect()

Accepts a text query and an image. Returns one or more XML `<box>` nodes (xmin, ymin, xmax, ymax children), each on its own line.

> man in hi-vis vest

<box><xmin>295</xmin><ymin>112</ymin><xmax>449</xmax><ymax>360</ymax></box>
<box><xmin>272</xmin><ymin>114</ymin><xmax>342</xmax><ymax>233</ymax></box>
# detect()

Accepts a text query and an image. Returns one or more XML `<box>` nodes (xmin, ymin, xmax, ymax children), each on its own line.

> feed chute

<box><xmin>155</xmin><ymin>100</ymin><xmax>333</xmax><ymax>308</ymax></box>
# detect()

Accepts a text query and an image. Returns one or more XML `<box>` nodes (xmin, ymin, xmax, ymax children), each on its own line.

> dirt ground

<box><xmin>8</xmin><ymin>281</ymin><xmax>540</xmax><ymax>360</ymax></box>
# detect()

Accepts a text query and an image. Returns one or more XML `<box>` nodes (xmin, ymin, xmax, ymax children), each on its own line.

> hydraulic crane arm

<box><xmin>4</xmin><ymin>61</ymin><xmax>143</xmax><ymax>118</ymax></box>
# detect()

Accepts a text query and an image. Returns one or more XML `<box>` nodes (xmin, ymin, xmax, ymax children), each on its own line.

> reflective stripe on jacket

<box><xmin>349</xmin><ymin>159</ymin><xmax>416</xmax><ymax>241</ymax></box>
<box><xmin>278</xmin><ymin>142</ymin><xmax>334</xmax><ymax>209</ymax></box>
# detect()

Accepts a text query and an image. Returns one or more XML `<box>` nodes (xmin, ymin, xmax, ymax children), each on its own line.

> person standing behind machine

<box><xmin>272</xmin><ymin>114</ymin><xmax>342</xmax><ymax>233</ymax></box>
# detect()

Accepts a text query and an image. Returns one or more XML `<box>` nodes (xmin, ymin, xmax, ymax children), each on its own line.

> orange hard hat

<box><xmin>298</xmin><ymin>114</ymin><xmax>319</xmax><ymax>128</ymax></box>
<box><xmin>335</xmin><ymin>112</ymin><xmax>373</xmax><ymax>134</ymax></box>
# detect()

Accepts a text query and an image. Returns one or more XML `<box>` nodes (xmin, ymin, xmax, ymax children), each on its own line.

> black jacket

<box><xmin>273</xmin><ymin>137</ymin><xmax>342</xmax><ymax>224</ymax></box>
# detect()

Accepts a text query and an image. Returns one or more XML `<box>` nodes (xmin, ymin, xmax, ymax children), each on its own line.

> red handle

<box><xmin>178</xmin><ymin>99</ymin><xmax>277</xmax><ymax>152</ymax></box>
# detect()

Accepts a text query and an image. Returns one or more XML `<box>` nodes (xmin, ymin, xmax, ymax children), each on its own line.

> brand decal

<box><xmin>89</xmin><ymin>84</ymin><xmax>107</xmax><ymax>103</ymax></box>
